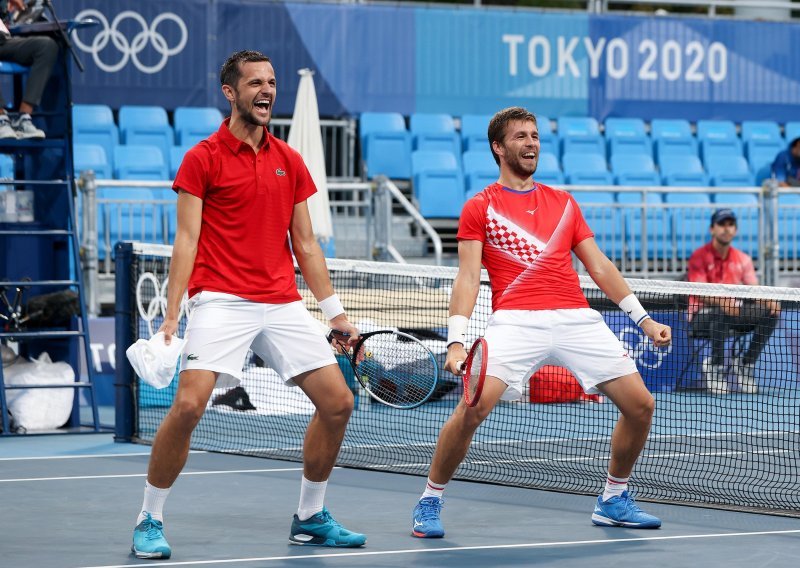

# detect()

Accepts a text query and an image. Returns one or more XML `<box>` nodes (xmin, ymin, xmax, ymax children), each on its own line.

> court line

<box><xmin>75</xmin><ymin>529</ymin><xmax>800</xmax><ymax>568</ymax></box>
<box><xmin>0</xmin><ymin>451</ymin><xmax>204</xmax><ymax>462</ymax></box>
<box><xmin>0</xmin><ymin>466</ymin><xmax>311</xmax><ymax>483</ymax></box>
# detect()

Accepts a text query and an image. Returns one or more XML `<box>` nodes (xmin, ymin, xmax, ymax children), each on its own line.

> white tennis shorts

<box><xmin>483</xmin><ymin>308</ymin><xmax>639</xmax><ymax>401</ymax></box>
<box><xmin>180</xmin><ymin>291</ymin><xmax>336</xmax><ymax>389</ymax></box>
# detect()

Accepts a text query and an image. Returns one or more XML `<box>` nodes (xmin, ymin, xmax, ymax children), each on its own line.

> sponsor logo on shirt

<box><xmin>276</xmin><ymin>168</ymin><xmax>286</xmax><ymax>176</ymax></box>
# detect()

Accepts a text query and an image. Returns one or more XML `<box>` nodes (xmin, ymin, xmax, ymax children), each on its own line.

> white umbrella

<box><xmin>287</xmin><ymin>68</ymin><xmax>334</xmax><ymax>249</ymax></box>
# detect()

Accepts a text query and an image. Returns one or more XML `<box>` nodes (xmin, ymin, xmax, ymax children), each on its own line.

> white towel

<box><xmin>125</xmin><ymin>332</ymin><xmax>185</xmax><ymax>389</ymax></box>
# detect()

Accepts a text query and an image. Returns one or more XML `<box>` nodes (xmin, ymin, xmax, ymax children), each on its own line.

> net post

<box><xmin>114</xmin><ymin>241</ymin><xmax>135</xmax><ymax>442</ymax></box>
<box><xmin>762</xmin><ymin>177</ymin><xmax>779</xmax><ymax>286</ymax></box>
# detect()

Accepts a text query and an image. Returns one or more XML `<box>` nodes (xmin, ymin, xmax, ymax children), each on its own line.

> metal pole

<box><xmin>80</xmin><ymin>171</ymin><xmax>100</xmax><ymax>317</ymax></box>
<box><xmin>373</xmin><ymin>176</ymin><xmax>390</xmax><ymax>261</ymax></box>
<box><xmin>763</xmin><ymin>177</ymin><xmax>779</xmax><ymax>286</ymax></box>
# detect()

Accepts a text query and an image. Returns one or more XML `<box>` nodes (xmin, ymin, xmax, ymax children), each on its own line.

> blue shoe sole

<box><xmin>131</xmin><ymin>545</ymin><xmax>171</xmax><ymax>559</ymax></box>
<box><xmin>412</xmin><ymin>530</ymin><xmax>444</xmax><ymax>538</ymax></box>
<box><xmin>289</xmin><ymin>536</ymin><xmax>366</xmax><ymax>547</ymax></box>
<box><xmin>591</xmin><ymin>513</ymin><xmax>661</xmax><ymax>529</ymax></box>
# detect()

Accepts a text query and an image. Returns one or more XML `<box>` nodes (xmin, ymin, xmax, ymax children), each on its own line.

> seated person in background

<box><xmin>687</xmin><ymin>208</ymin><xmax>780</xmax><ymax>394</ymax></box>
<box><xmin>771</xmin><ymin>136</ymin><xmax>800</xmax><ymax>187</ymax></box>
<box><xmin>0</xmin><ymin>0</ymin><xmax>57</xmax><ymax>139</ymax></box>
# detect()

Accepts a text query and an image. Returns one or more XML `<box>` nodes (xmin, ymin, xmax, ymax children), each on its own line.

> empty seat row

<box><xmin>74</xmin><ymin>143</ymin><xmax>191</xmax><ymax>180</ymax></box>
<box><xmin>73</xmin><ymin>104</ymin><xmax>222</xmax><ymax>173</ymax></box>
<box><xmin>361</xmin><ymin>112</ymin><xmax>795</xmax><ymax>185</ymax></box>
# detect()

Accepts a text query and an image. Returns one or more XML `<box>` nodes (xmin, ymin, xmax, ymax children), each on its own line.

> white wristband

<box><xmin>319</xmin><ymin>294</ymin><xmax>345</xmax><ymax>321</ymax></box>
<box><xmin>618</xmin><ymin>293</ymin><xmax>651</xmax><ymax>326</ymax></box>
<box><xmin>447</xmin><ymin>315</ymin><xmax>469</xmax><ymax>347</ymax></box>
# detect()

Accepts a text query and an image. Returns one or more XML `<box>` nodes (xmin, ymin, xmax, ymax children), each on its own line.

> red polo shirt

<box><xmin>173</xmin><ymin>118</ymin><xmax>316</xmax><ymax>303</ymax></box>
<box><xmin>686</xmin><ymin>241</ymin><xmax>757</xmax><ymax>318</ymax></box>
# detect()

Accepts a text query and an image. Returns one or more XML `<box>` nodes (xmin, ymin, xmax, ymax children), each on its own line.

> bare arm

<box><xmin>289</xmin><ymin>200</ymin><xmax>359</xmax><ymax>342</ymax></box>
<box><xmin>444</xmin><ymin>239</ymin><xmax>483</xmax><ymax>374</ymax></box>
<box><xmin>574</xmin><ymin>237</ymin><xmax>671</xmax><ymax>348</ymax></box>
<box><xmin>158</xmin><ymin>190</ymin><xmax>202</xmax><ymax>343</ymax></box>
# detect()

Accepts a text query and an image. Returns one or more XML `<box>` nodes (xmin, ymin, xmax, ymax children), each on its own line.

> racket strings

<box><xmin>355</xmin><ymin>335</ymin><xmax>437</xmax><ymax>407</ymax></box>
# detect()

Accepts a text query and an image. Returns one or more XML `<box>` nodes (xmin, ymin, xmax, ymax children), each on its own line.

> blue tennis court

<box><xmin>4</xmin><ymin>432</ymin><xmax>800</xmax><ymax>568</ymax></box>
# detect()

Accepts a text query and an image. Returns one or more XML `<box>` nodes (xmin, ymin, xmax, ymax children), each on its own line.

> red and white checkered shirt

<box><xmin>458</xmin><ymin>183</ymin><xmax>594</xmax><ymax>311</ymax></box>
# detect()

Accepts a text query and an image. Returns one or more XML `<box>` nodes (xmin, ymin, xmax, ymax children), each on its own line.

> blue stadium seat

<box><xmin>74</xmin><ymin>143</ymin><xmax>112</xmax><ymax>179</ymax></box>
<box><xmin>118</xmin><ymin>105</ymin><xmax>175</xmax><ymax>164</ymax></box>
<box><xmin>741</xmin><ymin>121</ymin><xmax>782</xmax><ymax>144</ymax></box>
<box><xmin>411</xmin><ymin>150</ymin><xmax>462</xmax><ymax>216</ymax></box>
<box><xmin>169</xmin><ymin>145</ymin><xmax>192</xmax><ymax>178</ymax></box>
<box><xmin>72</xmin><ymin>104</ymin><xmax>119</xmax><ymax>166</ymax></box>
<box><xmin>655</xmin><ymin>137</ymin><xmax>699</xmax><ymax>164</ymax></box>
<box><xmin>359</xmin><ymin>112</ymin><xmax>412</xmax><ymax>179</ymax></box>
<box><xmin>558</xmin><ymin>117</ymin><xmax>600</xmax><ymax>137</ymax></box>
<box><xmin>611</xmin><ymin>153</ymin><xmax>660</xmax><ymax>186</ymax></box>
<box><xmin>535</xmin><ymin>152</ymin><xmax>564</xmax><ymax>186</ymax></box>
<box><xmin>660</xmin><ymin>155</ymin><xmax>709</xmax><ymax>187</ymax></box>
<box><xmin>745</xmin><ymin>139</ymin><xmax>783</xmax><ymax>173</ymax></box>
<box><xmin>410</xmin><ymin>113</ymin><xmax>461</xmax><ymax>158</ymax></box>
<box><xmin>570</xmin><ymin>190</ymin><xmax>620</xmax><ymax>257</ymax></box>
<box><xmin>538</xmin><ymin>137</ymin><xmax>559</xmax><ymax>157</ymax></box>
<box><xmin>174</xmin><ymin>106</ymin><xmax>223</xmax><ymax>146</ymax></box>
<box><xmin>460</xmin><ymin>114</ymin><xmax>491</xmax><ymax>151</ymax></box>
<box><xmin>618</xmin><ymin>192</ymin><xmax>671</xmax><ymax>260</ymax></box>
<box><xmin>785</xmin><ymin>122</ymin><xmax>800</xmax><ymax>144</ymax></box>
<box><xmin>650</xmin><ymin>119</ymin><xmax>692</xmax><ymax>141</ymax></box>
<box><xmin>665</xmin><ymin>192</ymin><xmax>712</xmax><ymax>258</ymax></box>
<box><xmin>700</xmin><ymin>138</ymin><xmax>743</xmax><ymax>161</ymax></box>
<box><xmin>563</xmin><ymin>152</ymin><xmax>613</xmax><ymax>185</ymax></box>
<box><xmin>113</xmin><ymin>145</ymin><xmax>168</xmax><ymax>180</ymax></box>
<box><xmin>462</xmin><ymin>150</ymin><xmax>498</xmax><ymax>197</ymax></box>
<box><xmin>563</xmin><ymin>136</ymin><xmax>605</xmax><ymax>156</ymax></box>
<box><xmin>604</xmin><ymin>118</ymin><xmax>646</xmax><ymax>140</ymax></box>
<box><xmin>705</xmin><ymin>155</ymin><xmax>755</xmax><ymax>187</ymax></box>
<box><xmin>609</xmin><ymin>136</ymin><xmax>652</xmax><ymax>158</ymax></box>
<box><xmin>696</xmin><ymin>120</ymin><xmax>737</xmax><ymax>142</ymax></box>
<box><xmin>466</xmin><ymin>171</ymin><xmax>498</xmax><ymax>198</ymax></box>
<box><xmin>535</xmin><ymin>114</ymin><xmax>559</xmax><ymax>157</ymax></box>
<box><xmin>611</xmin><ymin>152</ymin><xmax>656</xmax><ymax>175</ymax></box>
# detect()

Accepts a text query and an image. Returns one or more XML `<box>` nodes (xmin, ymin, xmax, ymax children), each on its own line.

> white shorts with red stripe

<box><xmin>180</xmin><ymin>291</ymin><xmax>336</xmax><ymax>389</ymax></box>
<box><xmin>483</xmin><ymin>308</ymin><xmax>639</xmax><ymax>401</ymax></box>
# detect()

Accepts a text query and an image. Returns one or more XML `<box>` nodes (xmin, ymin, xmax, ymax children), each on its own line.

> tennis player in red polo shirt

<box><xmin>130</xmin><ymin>50</ymin><xmax>365</xmax><ymax>559</ymax></box>
<box><xmin>411</xmin><ymin>107</ymin><xmax>671</xmax><ymax>538</ymax></box>
<box><xmin>686</xmin><ymin>208</ymin><xmax>780</xmax><ymax>395</ymax></box>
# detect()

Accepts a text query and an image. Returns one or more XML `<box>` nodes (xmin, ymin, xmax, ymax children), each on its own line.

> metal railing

<box><xmin>269</xmin><ymin>117</ymin><xmax>358</xmax><ymax>180</ymax></box>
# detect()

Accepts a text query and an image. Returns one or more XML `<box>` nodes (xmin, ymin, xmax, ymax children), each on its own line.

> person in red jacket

<box><xmin>686</xmin><ymin>208</ymin><xmax>780</xmax><ymax>394</ymax></box>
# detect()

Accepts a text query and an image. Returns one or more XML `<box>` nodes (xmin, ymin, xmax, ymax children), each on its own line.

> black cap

<box><xmin>710</xmin><ymin>208</ymin><xmax>737</xmax><ymax>226</ymax></box>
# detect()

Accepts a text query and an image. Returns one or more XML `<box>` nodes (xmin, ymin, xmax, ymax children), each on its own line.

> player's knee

<box><xmin>170</xmin><ymin>396</ymin><xmax>206</xmax><ymax>426</ymax></box>
<box><xmin>635</xmin><ymin>395</ymin><xmax>655</xmax><ymax>424</ymax></box>
<box><xmin>455</xmin><ymin>403</ymin><xmax>488</xmax><ymax>431</ymax></box>
<box><xmin>322</xmin><ymin>390</ymin><xmax>354</xmax><ymax>423</ymax></box>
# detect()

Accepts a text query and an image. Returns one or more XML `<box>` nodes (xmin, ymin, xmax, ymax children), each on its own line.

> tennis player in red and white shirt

<box><xmin>130</xmin><ymin>51</ymin><xmax>365</xmax><ymax>560</ymax></box>
<box><xmin>411</xmin><ymin>107</ymin><xmax>671</xmax><ymax>538</ymax></box>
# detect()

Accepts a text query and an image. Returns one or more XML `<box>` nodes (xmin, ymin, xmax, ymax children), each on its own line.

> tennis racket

<box><xmin>328</xmin><ymin>329</ymin><xmax>439</xmax><ymax>409</ymax></box>
<box><xmin>460</xmin><ymin>337</ymin><xmax>487</xmax><ymax>408</ymax></box>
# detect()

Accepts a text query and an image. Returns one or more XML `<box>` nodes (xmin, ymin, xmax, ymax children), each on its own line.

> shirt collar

<box><xmin>217</xmin><ymin>117</ymin><xmax>270</xmax><ymax>154</ymax></box>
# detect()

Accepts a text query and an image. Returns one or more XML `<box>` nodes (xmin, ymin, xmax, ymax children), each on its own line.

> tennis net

<box><xmin>116</xmin><ymin>242</ymin><xmax>800</xmax><ymax>516</ymax></box>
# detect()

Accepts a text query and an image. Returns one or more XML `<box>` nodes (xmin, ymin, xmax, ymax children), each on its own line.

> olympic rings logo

<box><xmin>618</xmin><ymin>326</ymin><xmax>672</xmax><ymax>370</ymax></box>
<box><xmin>73</xmin><ymin>9</ymin><xmax>188</xmax><ymax>74</ymax></box>
<box><xmin>136</xmin><ymin>272</ymin><xmax>191</xmax><ymax>338</ymax></box>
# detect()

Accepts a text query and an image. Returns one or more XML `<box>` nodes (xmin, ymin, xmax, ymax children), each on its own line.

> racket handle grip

<box><xmin>455</xmin><ymin>360</ymin><xmax>463</xmax><ymax>372</ymax></box>
<box><xmin>327</xmin><ymin>329</ymin><xmax>350</xmax><ymax>342</ymax></box>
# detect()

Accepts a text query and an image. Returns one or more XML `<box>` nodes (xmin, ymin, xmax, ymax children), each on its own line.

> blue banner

<box><xmin>54</xmin><ymin>1</ymin><xmax>800</xmax><ymax>121</ymax></box>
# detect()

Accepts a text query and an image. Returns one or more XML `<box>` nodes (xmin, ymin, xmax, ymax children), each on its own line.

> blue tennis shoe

<box><xmin>289</xmin><ymin>507</ymin><xmax>366</xmax><ymax>547</ymax></box>
<box><xmin>591</xmin><ymin>490</ymin><xmax>661</xmax><ymax>529</ymax></box>
<box><xmin>412</xmin><ymin>496</ymin><xmax>444</xmax><ymax>538</ymax></box>
<box><xmin>131</xmin><ymin>512</ymin><xmax>172</xmax><ymax>559</ymax></box>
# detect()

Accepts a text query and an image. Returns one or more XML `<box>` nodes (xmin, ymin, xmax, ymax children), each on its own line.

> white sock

<box><xmin>297</xmin><ymin>476</ymin><xmax>327</xmax><ymax>521</ymax></box>
<box><xmin>137</xmin><ymin>481</ymin><xmax>171</xmax><ymax>524</ymax></box>
<box><xmin>602</xmin><ymin>473</ymin><xmax>629</xmax><ymax>501</ymax></box>
<box><xmin>421</xmin><ymin>478</ymin><xmax>446</xmax><ymax>500</ymax></box>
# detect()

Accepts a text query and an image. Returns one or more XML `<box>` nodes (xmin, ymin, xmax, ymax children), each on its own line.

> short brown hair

<box><xmin>487</xmin><ymin>107</ymin><xmax>537</xmax><ymax>165</ymax></box>
<box><xmin>220</xmin><ymin>50</ymin><xmax>271</xmax><ymax>87</ymax></box>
